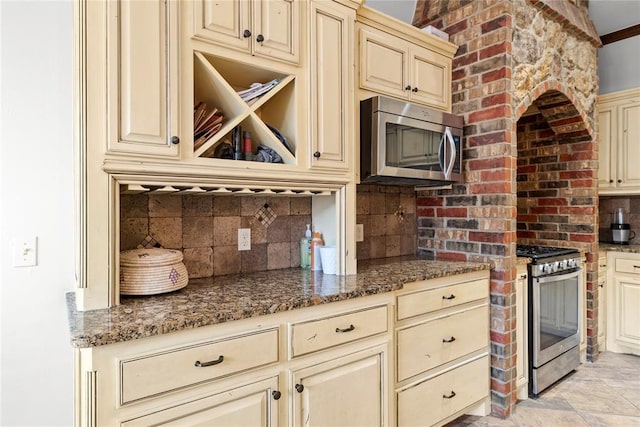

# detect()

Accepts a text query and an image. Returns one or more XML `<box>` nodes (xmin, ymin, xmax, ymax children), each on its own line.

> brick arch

<box><xmin>514</xmin><ymin>80</ymin><xmax>594</xmax><ymax>139</ymax></box>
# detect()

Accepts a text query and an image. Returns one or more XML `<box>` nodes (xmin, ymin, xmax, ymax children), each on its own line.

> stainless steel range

<box><xmin>516</xmin><ymin>244</ymin><xmax>582</xmax><ymax>397</ymax></box>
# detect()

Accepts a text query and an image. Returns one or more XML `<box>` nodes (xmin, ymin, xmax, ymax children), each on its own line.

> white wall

<box><xmin>0</xmin><ymin>1</ymin><xmax>75</xmax><ymax>425</ymax></box>
<box><xmin>365</xmin><ymin>0</ymin><xmax>417</xmax><ymax>23</ymax></box>
<box><xmin>597</xmin><ymin>37</ymin><xmax>640</xmax><ymax>94</ymax></box>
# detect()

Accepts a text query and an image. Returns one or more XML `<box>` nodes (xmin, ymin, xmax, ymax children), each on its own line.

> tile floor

<box><xmin>446</xmin><ymin>351</ymin><xmax>640</xmax><ymax>426</ymax></box>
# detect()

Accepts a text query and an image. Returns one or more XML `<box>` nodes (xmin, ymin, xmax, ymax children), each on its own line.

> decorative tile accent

<box><xmin>137</xmin><ymin>235</ymin><xmax>161</xmax><ymax>249</ymax></box>
<box><xmin>255</xmin><ymin>203</ymin><xmax>277</xmax><ymax>227</ymax></box>
<box><xmin>394</xmin><ymin>205</ymin><xmax>406</xmax><ymax>223</ymax></box>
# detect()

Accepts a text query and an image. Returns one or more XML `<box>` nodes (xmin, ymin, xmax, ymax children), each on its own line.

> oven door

<box><xmin>532</xmin><ymin>269</ymin><xmax>581</xmax><ymax>367</ymax></box>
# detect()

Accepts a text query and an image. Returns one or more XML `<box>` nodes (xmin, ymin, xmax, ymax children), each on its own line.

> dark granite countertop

<box><xmin>599</xmin><ymin>243</ymin><xmax>640</xmax><ymax>254</ymax></box>
<box><xmin>67</xmin><ymin>257</ymin><xmax>492</xmax><ymax>349</ymax></box>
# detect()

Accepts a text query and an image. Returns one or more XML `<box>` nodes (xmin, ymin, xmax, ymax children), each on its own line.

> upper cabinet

<box><xmin>308</xmin><ymin>1</ymin><xmax>355</xmax><ymax>171</ymax></box>
<box><xmin>355</xmin><ymin>6</ymin><xmax>458</xmax><ymax>112</ymax></box>
<box><xmin>193</xmin><ymin>0</ymin><xmax>300</xmax><ymax>65</ymax></box>
<box><xmin>598</xmin><ymin>88</ymin><xmax>640</xmax><ymax>194</ymax></box>
<box><xmin>107</xmin><ymin>0</ymin><xmax>180</xmax><ymax>158</ymax></box>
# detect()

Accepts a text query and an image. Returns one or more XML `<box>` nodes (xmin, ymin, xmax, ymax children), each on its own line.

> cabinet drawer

<box><xmin>120</xmin><ymin>329</ymin><xmax>278</xmax><ymax>404</ymax></box>
<box><xmin>397</xmin><ymin>278</ymin><xmax>487</xmax><ymax>320</ymax></box>
<box><xmin>397</xmin><ymin>305</ymin><xmax>488</xmax><ymax>381</ymax></box>
<box><xmin>615</xmin><ymin>258</ymin><xmax>640</xmax><ymax>275</ymax></box>
<box><xmin>290</xmin><ymin>305</ymin><xmax>388</xmax><ymax>357</ymax></box>
<box><xmin>397</xmin><ymin>355</ymin><xmax>489</xmax><ymax>427</ymax></box>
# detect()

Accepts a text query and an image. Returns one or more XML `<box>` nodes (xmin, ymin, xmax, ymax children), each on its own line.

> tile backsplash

<box><xmin>356</xmin><ymin>184</ymin><xmax>417</xmax><ymax>260</ymax></box>
<box><xmin>121</xmin><ymin>194</ymin><xmax>312</xmax><ymax>278</ymax></box>
<box><xmin>598</xmin><ymin>196</ymin><xmax>640</xmax><ymax>244</ymax></box>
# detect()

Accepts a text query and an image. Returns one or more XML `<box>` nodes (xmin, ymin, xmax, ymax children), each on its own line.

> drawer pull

<box><xmin>194</xmin><ymin>355</ymin><xmax>224</xmax><ymax>367</ymax></box>
<box><xmin>442</xmin><ymin>391</ymin><xmax>456</xmax><ymax>399</ymax></box>
<box><xmin>295</xmin><ymin>384</ymin><xmax>304</xmax><ymax>393</ymax></box>
<box><xmin>634</xmin><ymin>265</ymin><xmax>640</xmax><ymax>269</ymax></box>
<box><xmin>442</xmin><ymin>336</ymin><xmax>456</xmax><ymax>343</ymax></box>
<box><xmin>272</xmin><ymin>390</ymin><xmax>282</xmax><ymax>400</ymax></box>
<box><xmin>442</xmin><ymin>294</ymin><xmax>456</xmax><ymax>300</ymax></box>
<box><xmin>335</xmin><ymin>324</ymin><xmax>355</xmax><ymax>333</ymax></box>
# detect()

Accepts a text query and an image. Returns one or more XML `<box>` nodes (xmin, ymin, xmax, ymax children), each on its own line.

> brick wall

<box><xmin>413</xmin><ymin>0</ymin><xmax>599</xmax><ymax>418</ymax></box>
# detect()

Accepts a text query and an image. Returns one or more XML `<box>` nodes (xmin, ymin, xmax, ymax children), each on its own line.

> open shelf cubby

<box><xmin>193</xmin><ymin>51</ymin><xmax>297</xmax><ymax>164</ymax></box>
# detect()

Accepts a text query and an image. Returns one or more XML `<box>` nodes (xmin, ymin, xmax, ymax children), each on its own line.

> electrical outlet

<box><xmin>355</xmin><ymin>224</ymin><xmax>364</xmax><ymax>242</ymax></box>
<box><xmin>238</xmin><ymin>228</ymin><xmax>251</xmax><ymax>251</ymax></box>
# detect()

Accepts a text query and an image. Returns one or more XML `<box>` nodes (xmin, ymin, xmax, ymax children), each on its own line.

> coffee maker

<box><xmin>611</xmin><ymin>208</ymin><xmax>636</xmax><ymax>244</ymax></box>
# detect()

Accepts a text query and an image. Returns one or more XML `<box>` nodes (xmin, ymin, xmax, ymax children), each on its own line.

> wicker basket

<box><xmin>120</xmin><ymin>248</ymin><xmax>188</xmax><ymax>296</ymax></box>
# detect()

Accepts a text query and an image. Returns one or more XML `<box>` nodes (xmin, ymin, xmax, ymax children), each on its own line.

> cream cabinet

<box><xmin>291</xmin><ymin>346</ymin><xmax>386</xmax><ymax>427</ymax></box>
<box><xmin>598</xmin><ymin>88</ymin><xmax>640</xmax><ymax>194</ymax></box>
<box><xmin>598</xmin><ymin>252</ymin><xmax>608</xmax><ymax>350</ymax></box>
<box><xmin>356</xmin><ymin>6</ymin><xmax>456</xmax><ymax>112</ymax></box>
<box><xmin>606</xmin><ymin>252</ymin><xmax>640</xmax><ymax>355</ymax></box>
<box><xmin>193</xmin><ymin>0</ymin><xmax>300</xmax><ymax>65</ymax></box>
<box><xmin>75</xmin><ymin>293</ymin><xmax>392</xmax><ymax>426</ymax></box>
<box><xmin>308</xmin><ymin>0</ymin><xmax>355</xmax><ymax>171</ymax></box>
<box><xmin>394</xmin><ymin>271</ymin><xmax>490</xmax><ymax>426</ymax></box>
<box><xmin>120</xmin><ymin>377</ymin><xmax>281</xmax><ymax>426</ymax></box>
<box><xmin>515</xmin><ymin>264</ymin><xmax>529</xmax><ymax>400</ymax></box>
<box><xmin>106</xmin><ymin>0</ymin><xmax>180</xmax><ymax>158</ymax></box>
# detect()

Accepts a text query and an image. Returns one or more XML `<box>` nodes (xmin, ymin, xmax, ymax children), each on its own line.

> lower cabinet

<box><xmin>394</xmin><ymin>270</ymin><xmax>491</xmax><ymax>426</ymax></box>
<box><xmin>598</xmin><ymin>252</ymin><xmax>608</xmax><ymax>350</ymax></box>
<box><xmin>120</xmin><ymin>377</ymin><xmax>280</xmax><ymax>426</ymax></box>
<box><xmin>75</xmin><ymin>271</ymin><xmax>491</xmax><ymax>426</ymax></box>
<box><xmin>515</xmin><ymin>263</ymin><xmax>529</xmax><ymax>400</ymax></box>
<box><xmin>291</xmin><ymin>346</ymin><xmax>386</xmax><ymax>427</ymax></box>
<box><xmin>607</xmin><ymin>252</ymin><xmax>640</xmax><ymax>355</ymax></box>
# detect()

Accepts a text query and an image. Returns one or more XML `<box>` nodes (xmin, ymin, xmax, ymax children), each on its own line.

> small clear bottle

<box><xmin>300</xmin><ymin>224</ymin><xmax>312</xmax><ymax>269</ymax></box>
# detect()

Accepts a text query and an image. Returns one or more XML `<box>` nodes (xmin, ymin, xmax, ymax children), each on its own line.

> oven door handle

<box><xmin>534</xmin><ymin>269</ymin><xmax>581</xmax><ymax>284</ymax></box>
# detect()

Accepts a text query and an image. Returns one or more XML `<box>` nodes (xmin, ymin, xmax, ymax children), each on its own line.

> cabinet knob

<box><xmin>610</xmin><ymin>179</ymin><xmax>614</xmax><ymax>183</ymax></box>
<box><xmin>404</xmin><ymin>85</ymin><xmax>412</xmax><ymax>91</ymax></box>
<box><xmin>618</xmin><ymin>179</ymin><xmax>623</xmax><ymax>183</ymax></box>
<box><xmin>412</xmin><ymin>87</ymin><xmax>419</xmax><ymax>93</ymax></box>
<box><xmin>295</xmin><ymin>384</ymin><xmax>304</xmax><ymax>393</ymax></box>
<box><xmin>272</xmin><ymin>390</ymin><xmax>282</xmax><ymax>400</ymax></box>
<box><xmin>256</xmin><ymin>34</ymin><xmax>265</xmax><ymax>43</ymax></box>
<box><xmin>442</xmin><ymin>391</ymin><xmax>456</xmax><ymax>399</ymax></box>
<box><xmin>243</xmin><ymin>29</ymin><xmax>251</xmax><ymax>38</ymax></box>
<box><xmin>442</xmin><ymin>336</ymin><xmax>456</xmax><ymax>343</ymax></box>
<box><xmin>313</xmin><ymin>151</ymin><xmax>321</xmax><ymax>158</ymax></box>
<box><xmin>599</xmin><ymin>284</ymin><xmax>604</xmax><ymax>288</ymax></box>
<box><xmin>170</xmin><ymin>135</ymin><xmax>180</xmax><ymax>145</ymax></box>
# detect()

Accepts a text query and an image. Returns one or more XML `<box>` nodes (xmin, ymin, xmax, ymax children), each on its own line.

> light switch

<box><xmin>356</xmin><ymin>224</ymin><xmax>364</xmax><ymax>242</ymax></box>
<box><xmin>12</xmin><ymin>237</ymin><xmax>37</xmax><ymax>267</ymax></box>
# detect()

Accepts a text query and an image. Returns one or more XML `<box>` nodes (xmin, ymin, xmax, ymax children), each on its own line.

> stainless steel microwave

<box><xmin>360</xmin><ymin>96</ymin><xmax>464</xmax><ymax>186</ymax></box>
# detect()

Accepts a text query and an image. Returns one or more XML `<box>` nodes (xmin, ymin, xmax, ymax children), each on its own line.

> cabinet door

<box><xmin>597</xmin><ymin>255</ymin><xmax>607</xmax><ymax>350</ymax></box>
<box><xmin>358</xmin><ymin>26</ymin><xmax>409</xmax><ymax>100</ymax></box>
<box><xmin>515</xmin><ymin>267</ymin><xmax>528</xmax><ymax>400</ymax></box>
<box><xmin>618</xmin><ymin>101</ymin><xmax>640</xmax><ymax>189</ymax></box>
<box><xmin>194</xmin><ymin>0</ymin><xmax>251</xmax><ymax>52</ymax></box>
<box><xmin>292</xmin><ymin>348</ymin><xmax>385</xmax><ymax>427</ymax></box>
<box><xmin>409</xmin><ymin>45</ymin><xmax>451</xmax><ymax>111</ymax></box>
<box><xmin>597</xmin><ymin>106</ymin><xmax>614</xmax><ymax>189</ymax></box>
<box><xmin>309</xmin><ymin>1</ymin><xmax>354</xmax><ymax>170</ymax></box>
<box><xmin>108</xmin><ymin>0</ymin><xmax>179</xmax><ymax>157</ymax></box>
<box><xmin>253</xmin><ymin>0</ymin><xmax>299</xmax><ymax>64</ymax></box>
<box><xmin>121</xmin><ymin>377</ymin><xmax>280</xmax><ymax>426</ymax></box>
<box><xmin>611</xmin><ymin>274</ymin><xmax>640</xmax><ymax>354</ymax></box>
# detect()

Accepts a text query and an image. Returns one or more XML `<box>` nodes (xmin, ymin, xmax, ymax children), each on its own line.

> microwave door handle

<box><xmin>438</xmin><ymin>133</ymin><xmax>446</xmax><ymax>172</ymax></box>
<box><xmin>443</xmin><ymin>127</ymin><xmax>456</xmax><ymax>180</ymax></box>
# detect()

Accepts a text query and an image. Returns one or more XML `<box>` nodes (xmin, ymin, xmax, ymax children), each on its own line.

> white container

<box><xmin>422</xmin><ymin>25</ymin><xmax>449</xmax><ymax>41</ymax></box>
<box><xmin>319</xmin><ymin>246</ymin><xmax>337</xmax><ymax>275</ymax></box>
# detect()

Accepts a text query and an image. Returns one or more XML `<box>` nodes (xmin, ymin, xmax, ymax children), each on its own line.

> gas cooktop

<box><xmin>516</xmin><ymin>244</ymin><xmax>579</xmax><ymax>260</ymax></box>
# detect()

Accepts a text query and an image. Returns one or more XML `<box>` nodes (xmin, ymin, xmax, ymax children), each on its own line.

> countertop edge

<box><xmin>67</xmin><ymin>260</ymin><xmax>492</xmax><ymax>349</ymax></box>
